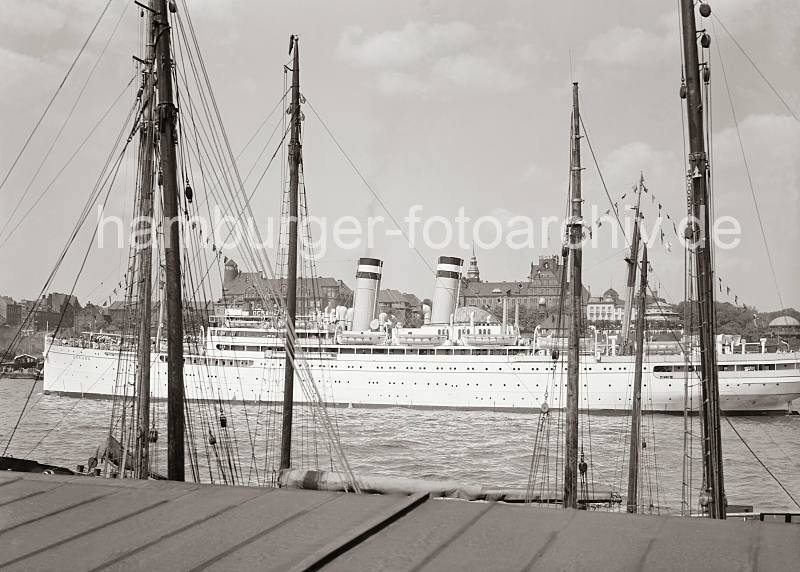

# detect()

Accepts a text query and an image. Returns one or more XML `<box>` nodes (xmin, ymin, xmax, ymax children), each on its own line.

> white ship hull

<box><xmin>43</xmin><ymin>343</ymin><xmax>800</xmax><ymax>414</ymax></box>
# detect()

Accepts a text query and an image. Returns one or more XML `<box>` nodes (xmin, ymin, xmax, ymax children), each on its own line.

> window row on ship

<box><xmin>213</xmin><ymin>344</ymin><xmax>534</xmax><ymax>356</ymax></box>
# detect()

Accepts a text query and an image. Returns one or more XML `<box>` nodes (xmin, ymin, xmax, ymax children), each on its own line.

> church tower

<box><xmin>466</xmin><ymin>246</ymin><xmax>481</xmax><ymax>282</ymax></box>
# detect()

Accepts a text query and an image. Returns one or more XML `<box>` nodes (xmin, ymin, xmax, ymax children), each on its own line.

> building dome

<box><xmin>602</xmin><ymin>288</ymin><xmax>619</xmax><ymax>299</ymax></box>
<box><xmin>454</xmin><ymin>306</ymin><xmax>497</xmax><ymax>324</ymax></box>
<box><xmin>769</xmin><ymin>315</ymin><xmax>800</xmax><ymax>327</ymax></box>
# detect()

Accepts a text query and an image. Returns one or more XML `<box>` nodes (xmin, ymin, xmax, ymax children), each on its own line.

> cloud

<box><xmin>376</xmin><ymin>71</ymin><xmax>428</xmax><ymax>96</ymax></box>
<box><xmin>338</xmin><ymin>20</ymin><xmax>478</xmax><ymax>68</ymax></box>
<box><xmin>583</xmin><ymin>25</ymin><xmax>673</xmax><ymax>66</ymax></box>
<box><xmin>0</xmin><ymin>1</ymin><xmax>67</xmax><ymax>36</ymax></box>
<box><xmin>714</xmin><ymin>113</ymin><xmax>800</xmax><ymax>207</ymax></box>
<box><xmin>0</xmin><ymin>46</ymin><xmax>54</xmax><ymax>93</ymax></box>
<box><xmin>432</xmin><ymin>53</ymin><xmax>525</xmax><ymax>92</ymax></box>
<box><xmin>599</xmin><ymin>141</ymin><xmax>679</xmax><ymax>192</ymax></box>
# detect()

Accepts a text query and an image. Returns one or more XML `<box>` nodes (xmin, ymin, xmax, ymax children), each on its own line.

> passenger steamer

<box><xmin>44</xmin><ymin>256</ymin><xmax>800</xmax><ymax>413</ymax></box>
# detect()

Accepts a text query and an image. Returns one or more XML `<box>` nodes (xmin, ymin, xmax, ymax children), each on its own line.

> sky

<box><xmin>0</xmin><ymin>0</ymin><xmax>798</xmax><ymax>312</ymax></box>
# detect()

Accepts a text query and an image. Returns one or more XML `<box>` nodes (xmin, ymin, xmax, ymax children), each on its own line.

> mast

<box><xmin>621</xmin><ymin>177</ymin><xmax>643</xmax><ymax>351</ymax></box>
<box><xmin>626</xmin><ymin>245</ymin><xmax>648</xmax><ymax>513</ymax></box>
<box><xmin>154</xmin><ymin>0</ymin><xmax>185</xmax><ymax>481</ymax></box>
<box><xmin>564</xmin><ymin>82</ymin><xmax>582</xmax><ymax>509</ymax></box>
<box><xmin>280</xmin><ymin>35</ymin><xmax>301</xmax><ymax>471</ymax></box>
<box><xmin>679</xmin><ymin>0</ymin><xmax>725</xmax><ymax>518</ymax></box>
<box><xmin>133</xmin><ymin>0</ymin><xmax>157</xmax><ymax>480</ymax></box>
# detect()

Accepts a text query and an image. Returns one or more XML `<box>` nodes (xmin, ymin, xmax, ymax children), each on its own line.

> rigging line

<box><xmin>0</xmin><ymin>73</ymin><xmax>139</xmax><ymax>249</ymax></box>
<box><xmin>581</xmin><ymin>113</ymin><xmax>703</xmax><ymax>367</ymax></box>
<box><xmin>0</xmin><ymin>0</ymin><xmax>115</xmax><ymax>197</ymax></box>
<box><xmin>3</xmin><ymin>124</ymin><xmax>135</xmax><ymax>456</ymax></box>
<box><xmin>712</xmin><ymin>15</ymin><xmax>800</xmax><ymax>123</ymax></box>
<box><xmin>578</xmin><ymin>114</ymin><xmax>632</xmax><ymax>251</ymax></box>
<box><xmin>172</xmin><ymin>15</ymin><xmax>277</xmax><ymax>293</ymax></box>
<box><xmin>181</xmin><ymin>124</ymin><xmax>291</xmax><ymax>307</ymax></box>
<box><xmin>234</xmin><ymin>87</ymin><xmax>292</xmax><ymax>161</ymax></box>
<box><xmin>723</xmin><ymin>416</ymin><xmax>800</xmax><ymax>509</ymax></box>
<box><xmin>177</xmin><ymin>9</ymin><xmax>292</xmax><ymax>316</ymax></box>
<box><xmin>712</xmin><ymin>22</ymin><xmax>785</xmax><ymax>311</ymax></box>
<box><xmin>0</xmin><ymin>93</ymin><xmax>141</xmax><ymax>374</ymax></box>
<box><xmin>304</xmin><ymin>97</ymin><xmax>438</xmax><ymax>278</ymax></box>
<box><xmin>0</xmin><ymin>0</ymin><xmax>130</xmax><ymax>241</ymax></box>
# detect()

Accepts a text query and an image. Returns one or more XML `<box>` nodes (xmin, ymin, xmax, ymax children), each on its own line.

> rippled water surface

<box><xmin>2</xmin><ymin>378</ymin><xmax>799</xmax><ymax>513</ymax></box>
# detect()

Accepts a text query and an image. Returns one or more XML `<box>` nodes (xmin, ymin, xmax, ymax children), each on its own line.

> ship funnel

<box><xmin>351</xmin><ymin>257</ymin><xmax>383</xmax><ymax>331</ymax></box>
<box><xmin>430</xmin><ymin>256</ymin><xmax>463</xmax><ymax>324</ymax></box>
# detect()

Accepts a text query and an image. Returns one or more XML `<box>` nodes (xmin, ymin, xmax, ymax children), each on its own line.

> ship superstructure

<box><xmin>44</xmin><ymin>256</ymin><xmax>800</xmax><ymax>414</ymax></box>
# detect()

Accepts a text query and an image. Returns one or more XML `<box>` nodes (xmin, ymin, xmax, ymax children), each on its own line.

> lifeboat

<box><xmin>462</xmin><ymin>334</ymin><xmax>518</xmax><ymax>346</ymax></box>
<box><xmin>395</xmin><ymin>333</ymin><xmax>447</xmax><ymax>346</ymax></box>
<box><xmin>336</xmin><ymin>331</ymin><xmax>387</xmax><ymax>345</ymax></box>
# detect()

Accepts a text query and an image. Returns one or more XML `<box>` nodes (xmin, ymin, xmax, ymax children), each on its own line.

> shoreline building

<box><xmin>222</xmin><ymin>258</ymin><xmax>353</xmax><ymax>314</ymax></box>
<box><xmin>459</xmin><ymin>253</ymin><xmax>589</xmax><ymax>315</ymax></box>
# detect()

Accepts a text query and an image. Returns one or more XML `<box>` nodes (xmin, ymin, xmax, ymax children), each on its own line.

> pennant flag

<box><xmin>597</xmin><ymin>221</ymin><xmax>603</xmax><ymax>228</ymax></box>
<box><xmin>605</xmin><ymin>209</ymin><xmax>611</xmax><ymax>215</ymax></box>
<box><xmin>666</xmin><ymin>213</ymin><xmax>671</xmax><ymax>220</ymax></box>
<box><xmin>621</xmin><ymin>193</ymin><xmax>627</xmax><ymax>200</ymax></box>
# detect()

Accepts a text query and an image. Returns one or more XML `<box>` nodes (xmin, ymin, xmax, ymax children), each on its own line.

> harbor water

<box><xmin>2</xmin><ymin>378</ymin><xmax>799</xmax><ymax>513</ymax></box>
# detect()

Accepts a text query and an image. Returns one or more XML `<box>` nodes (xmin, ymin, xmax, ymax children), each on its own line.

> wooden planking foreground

<box><xmin>0</xmin><ymin>471</ymin><xmax>797</xmax><ymax>571</ymax></box>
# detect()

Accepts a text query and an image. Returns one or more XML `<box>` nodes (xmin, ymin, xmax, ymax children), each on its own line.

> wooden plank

<box><xmin>0</xmin><ymin>486</ymin><xmax>180</xmax><ymax>567</ymax></box>
<box><xmin>754</xmin><ymin>521</ymin><xmax>800</xmax><ymax>569</ymax></box>
<box><xmin>3</xmin><ymin>485</ymin><xmax>266</xmax><ymax>571</ymax></box>
<box><xmin>105</xmin><ymin>488</ymin><xmax>338</xmax><ymax>571</ymax></box>
<box><xmin>641</xmin><ymin>517</ymin><xmax>760</xmax><ymax>572</ymax></box>
<box><xmin>324</xmin><ymin>499</ymin><xmax>493</xmax><ymax>572</ymax></box>
<box><xmin>0</xmin><ymin>478</ymin><xmax>61</xmax><ymax>506</ymax></box>
<box><xmin>0</xmin><ymin>473</ymin><xmax>22</xmax><ymax>486</ymax></box>
<box><xmin>528</xmin><ymin>510</ymin><xmax>666</xmax><ymax>571</ymax></box>
<box><xmin>286</xmin><ymin>492</ymin><xmax>429</xmax><ymax>572</ymax></box>
<box><xmin>201</xmin><ymin>490</ymin><xmax>409</xmax><ymax>571</ymax></box>
<box><xmin>0</xmin><ymin>482</ymin><xmax>114</xmax><ymax>532</ymax></box>
<box><xmin>421</xmin><ymin>503</ymin><xmax>577</xmax><ymax>572</ymax></box>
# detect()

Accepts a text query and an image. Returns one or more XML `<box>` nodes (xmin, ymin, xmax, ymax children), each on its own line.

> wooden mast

<box><xmin>626</xmin><ymin>244</ymin><xmax>647</xmax><ymax>513</ymax></box>
<box><xmin>564</xmin><ymin>82</ymin><xmax>582</xmax><ymax>509</ymax></box>
<box><xmin>154</xmin><ymin>0</ymin><xmax>185</xmax><ymax>482</ymax></box>
<box><xmin>621</xmin><ymin>177</ymin><xmax>643</xmax><ymax>351</ymax></box>
<box><xmin>280</xmin><ymin>35</ymin><xmax>301</xmax><ymax>471</ymax></box>
<box><xmin>133</xmin><ymin>0</ymin><xmax>157</xmax><ymax>480</ymax></box>
<box><xmin>679</xmin><ymin>0</ymin><xmax>725</xmax><ymax>518</ymax></box>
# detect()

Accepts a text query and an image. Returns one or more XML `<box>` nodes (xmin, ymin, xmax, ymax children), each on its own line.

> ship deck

<box><xmin>0</xmin><ymin>471</ymin><xmax>797</xmax><ymax>570</ymax></box>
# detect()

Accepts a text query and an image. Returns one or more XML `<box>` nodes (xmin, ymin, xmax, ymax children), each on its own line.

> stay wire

<box><xmin>0</xmin><ymin>1</ymin><xmax>129</xmax><ymax>242</ymax></box>
<box><xmin>0</xmin><ymin>0</ymin><xmax>115</xmax><ymax>197</ymax></box>
<box><xmin>723</xmin><ymin>416</ymin><xmax>800</xmax><ymax>509</ymax></box>
<box><xmin>712</xmin><ymin>15</ymin><xmax>800</xmax><ymax>123</ymax></box>
<box><xmin>712</xmin><ymin>20</ymin><xmax>785</xmax><ymax>311</ymax></box>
